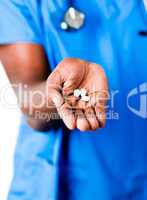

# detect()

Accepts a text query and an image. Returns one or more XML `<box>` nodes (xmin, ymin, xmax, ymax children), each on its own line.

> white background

<box><xmin>0</xmin><ymin>62</ymin><xmax>21</xmax><ymax>200</ymax></box>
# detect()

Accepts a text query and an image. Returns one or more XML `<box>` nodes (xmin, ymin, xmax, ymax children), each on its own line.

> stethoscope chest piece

<box><xmin>61</xmin><ymin>7</ymin><xmax>85</xmax><ymax>31</ymax></box>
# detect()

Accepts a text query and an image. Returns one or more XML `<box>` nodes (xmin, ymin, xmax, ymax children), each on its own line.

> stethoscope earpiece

<box><xmin>60</xmin><ymin>21</ymin><xmax>68</xmax><ymax>30</ymax></box>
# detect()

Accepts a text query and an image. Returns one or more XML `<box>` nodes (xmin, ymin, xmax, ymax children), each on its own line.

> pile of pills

<box><xmin>73</xmin><ymin>88</ymin><xmax>90</xmax><ymax>102</ymax></box>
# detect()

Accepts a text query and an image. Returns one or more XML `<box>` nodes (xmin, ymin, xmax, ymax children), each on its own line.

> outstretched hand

<box><xmin>47</xmin><ymin>58</ymin><xmax>108</xmax><ymax>131</ymax></box>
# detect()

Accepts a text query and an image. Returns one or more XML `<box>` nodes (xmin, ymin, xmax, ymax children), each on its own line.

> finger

<box><xmin>88</xmin><ymin>91</ymin><xmax>108</xmax><ymax>108</ymax></box>
<box><xmin>59</xmin><ymin>58</ymin><xmax>87</xmax><ymax>95</ymax></box>
<box><xmin>50</xmin><ymin>89</ymin><xmax>76</xmax><ymax>130</ymax></box>
<box><xmin>50</xmin><ymin>88</ymin><xmax>64</xmax><ymax>109</ymax></box>
<box><xmin>63</xmin><ymin>79</ymin><xmax>77</xmax><ymax>96</ymax></box>
<box><xmin>76</xmin><ymin>109</ymin><xmax>90</xmax><ymax>131</ymax></box>
<box><xmin>85</xmin><ymin>107</ymin><xmax>99</xmax><ymax>130</ymax></box>
<box><xmin>89</xmin><ymin>63</ymin><xmax>108</xmax><ymax>92</ymax></box>
<box><xmin>95</xmin><ymin>104</ymin><xmax>106</xmax><ymax>128</ymax></box>
<box><xmin>57</xmin><ymin>102</ymin><xmax>76</xmax><ymax>130</ymax></box>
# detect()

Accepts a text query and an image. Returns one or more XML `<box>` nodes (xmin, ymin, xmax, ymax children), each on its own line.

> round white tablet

<box><xmin>80</xmin><ymin>88</ymin><xmax>87</xmax><ymax>97</ymax></box>
<box><xmin>74</xmin><ymin>89</ymin><xmax>81</xmax><ymax>97</ymax></box>
<box><xmin>81</xmin><ymin>95</ymin><xmax>90</xmax><ymax>102</ymax></box>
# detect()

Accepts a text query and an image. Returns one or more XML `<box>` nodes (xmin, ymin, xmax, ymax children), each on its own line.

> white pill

<box><xmin>80</xmin><ymin>88</ymin><xmax>87</xmax><ymax>97</ymax></box>
<box><xmin>74</xmin><ymin>89</ymin><xmax>81</xmax><ymax>97</ymax></box>
<box><xmin>81</xmin><ymin>95</ymin><xmax>90</xmax><ymax>102</ymax></box>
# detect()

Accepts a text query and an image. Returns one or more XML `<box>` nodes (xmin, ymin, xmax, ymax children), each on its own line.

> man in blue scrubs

<box><xmin>0</xmin><ymin>0</ymin><xmax>147</xmax><ymax>200</ymax></box>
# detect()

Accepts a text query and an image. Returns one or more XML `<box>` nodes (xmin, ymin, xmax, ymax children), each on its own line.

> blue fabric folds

<box><xmin>0</xmin><ymin>0</ymin><xmax>147</xmax><ymax>199</ymax></box>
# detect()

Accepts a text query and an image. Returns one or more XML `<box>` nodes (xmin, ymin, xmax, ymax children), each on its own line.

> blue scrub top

<box><xmin>0</xmin><ymin>0</ymin><xmax>147</xmax><ymax>199</ymax></box>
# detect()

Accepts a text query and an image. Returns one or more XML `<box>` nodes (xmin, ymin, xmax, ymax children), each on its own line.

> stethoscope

<box><xmin>60</xmin><ymin>0</ymin><xmax>85</xmax><ymax>31</ymax></box>
<box><xmin>61</xmin><ymin>0</ymin><xmax>147</xmax><ymax>36</ymax></box>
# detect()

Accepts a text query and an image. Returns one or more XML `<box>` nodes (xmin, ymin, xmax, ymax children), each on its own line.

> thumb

<box><xmin>47</xmin><ymin>69</ymin><xmax>64</xmax><ymax>108</ymax></box>
<box><xmin>49</xmin><ymin>87</ymin><xmax>76</xmax><ymax>130</ymax></box>
<box><xmin>63</xmin><ymin>78</ymin><xmax>80</xmax><ymax>96</ymax></box>
<box><xmin>49</xmin><ymin>88</ymin><xmax>64</xmax><ymax>108</ymax></box>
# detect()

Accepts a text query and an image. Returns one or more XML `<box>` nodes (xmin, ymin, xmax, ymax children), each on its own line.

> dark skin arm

<box><xmin>0</xmin><ymin>44</ymin><xmax>108</xmax><ymax>132</ymax></box>
<box><xmin>0</xmin><ymin>44</ymin><xmax>57</xmax><ymax>131</ymax></box>
<box><xmin>0</xmin><ymin>44</ymin><xmax>49</xmax><ymax>85</ymax></box>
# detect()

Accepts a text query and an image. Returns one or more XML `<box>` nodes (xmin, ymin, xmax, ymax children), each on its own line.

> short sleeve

<box><xmin>0</xmin><ymin>0</ymin><xmax>42</xmax><ymax>45</ymax></box>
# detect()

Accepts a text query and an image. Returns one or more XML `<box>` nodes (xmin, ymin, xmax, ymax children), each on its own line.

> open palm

<box><xmin>48</xmin><ymin>58</ymin><xmax>108</xmax><ymax>131</ymax></box>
